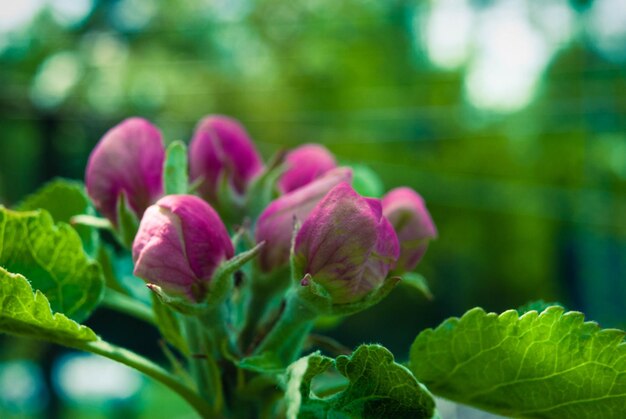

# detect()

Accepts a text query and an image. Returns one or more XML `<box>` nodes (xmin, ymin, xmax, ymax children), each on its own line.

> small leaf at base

<box><xmin>286</xmin><ymin>344</ymin><xmax>436</xmax><ymax>419</ymax></box>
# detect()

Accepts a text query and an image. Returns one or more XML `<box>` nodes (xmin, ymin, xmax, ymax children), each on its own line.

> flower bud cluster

<box><xmin>85</xmin><ymin>115</ymin><xmax>436</xmax><ymax>309</ymax></box>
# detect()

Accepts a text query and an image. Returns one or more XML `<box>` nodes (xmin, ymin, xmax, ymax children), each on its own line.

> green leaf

<box><xmin>16</xmin><ymin>178</ymin><xmax>98</xmax><ymax>255</ymax></box>
<box><xmin>410</xmin><ymin>306</ymin><xmax>626</xmax><ymax>418</ymax></box>
<box><xmin>285</xmin><ymin>352</ymin><xmax>334</xmax><ymax>418</ymax></box>
<box><xmin>517</xmin><ymin>299</ymin><xmax>564</xmax><ymax>315</ymax></box>
<box><xmin>0</xmin><ymin>207</ymin><xmax>104</xmax><ymax>322</ymax></box>
<box><xmin>286</xmin><ymin>344</ymin><xmax>436</xmax><ymax>419</ymax></box>
<box><xmin>0</xmin><ymin>268</ymin><xmax>212</xmax><ymax>419</ymax></box>
<box><xmin>163</xmin><ymin>141</ymin><xmax>189</xmax><ymax>195</ymax></box>
<box><xmin>349</xmin><ymin>164</ymin><xmax>384</xmax><ymax>198</ymax></box>
<box><xmin>0</xmin><ymin>266</ymin><xmax>98</xmax><ymax>345</ymax></box>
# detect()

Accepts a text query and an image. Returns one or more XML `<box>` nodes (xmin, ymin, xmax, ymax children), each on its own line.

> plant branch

<box><xmin>185</xmin><ymin>317</ymin><xmax>224</xmax><ymax>415</ymax></box>
<box><xmin>253</xmin><ymin>292</ymin><xmax>318</xmax><ymax>366</ymax></box>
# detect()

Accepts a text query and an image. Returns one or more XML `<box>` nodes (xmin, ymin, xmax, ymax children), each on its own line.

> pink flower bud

<box><xmin>382</xmin><ymin>187</ymin><xmax>437</xmax><ymax>272</ymax></box>
<box><xmin>278</xmin><ymin>144</ymin><xmax>337</xmax><ymax>194</ymax></box>
<box><xmin>132</xmin><ymin>195</ymin><xmax>234</xmax><ymax>302</ymax></box>
<box><xmin>255</xmin><ymin>167</ymin><xmax>352</xmax><ymax>272</ymax></box>
<box><xmin>85</xmin><ymin>117</ymin><xmax>165</xmax><ymax>226</ymax></box>
<box><xmin>293</xmin><ymin>183</ymin><xmax>400</xmax><ymax>304</ymax></box>
<box><xmin>189</xmin><ymin>115</ymin><xmax>263</xmax><ymax>204</ymax></box>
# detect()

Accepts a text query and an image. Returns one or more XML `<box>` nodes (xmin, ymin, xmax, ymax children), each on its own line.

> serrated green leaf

<box><xmin>287</xmin><ymin>344</ymin><xmax>436</xmax><ymax>419</ymax></box>
<box><xmin>16</xmin><ymin>178</ymin><xmax>98</xmax><ymax>255</ymax></box>
<box><xmin>517</xmin><ymin>299</ymin><xmax>564</xmax><ymax>315</ymax></box>
<box><xmin>410</xmin><ymin>306</ymin><xmax>626</xmax><ymax>418</ymax></box>
<box><xmin>163</xmin><ymin>141</ymin><xmax>189</xmax><ymax>195</ymax></box>
<box><xmin>0</xmin><ymin>266</ymin><xmax>98</xmax><ymax>344</ymax></box>
<box><xmin>285</xmin><ymin>352</ymin><xmax>334</xmax><ymax>418</ymax></box>
<box><xmin>0</xmin><ymin>207</ymin><xmax>104</xmax><ymax>322</ymax></box>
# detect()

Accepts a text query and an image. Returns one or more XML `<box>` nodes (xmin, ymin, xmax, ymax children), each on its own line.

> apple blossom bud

<box><xmin>189</xmin><ymin>115</ymin><xmax>263</xmax><ymax>204</ymax></box>
<box><xmin>382</xmin><ymin>187</ymin><xmax>437</xmax><ymax>273</ymax></box>
<box><xmin>278</xmin><ymin>144</ymin><xmax>337</xmax><ymax>194</ymax></box>
<box><xmin>255</xmin><ymin>167</ymin><xmax>352</xmax><ymax>272</ymax></box>
<box><xmin>85</xmin><ymin>117</ymin><xmax>165</xmax><ymax>226</ymax></box>
<box><xmin>132</xmin><ymin>195</ymin><xmax>234</xmax><ymax>302</ymax></box>
<box><xmin>293</xmin><ymin>183</ymin><xmax>400</xmax><ymax>304</ymax></box>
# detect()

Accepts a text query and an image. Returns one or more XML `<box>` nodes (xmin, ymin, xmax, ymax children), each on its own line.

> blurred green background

<box><xmin>0</xmin><ymin>0</ymin><xmax>625</xmax><ymax>417</ymax></box>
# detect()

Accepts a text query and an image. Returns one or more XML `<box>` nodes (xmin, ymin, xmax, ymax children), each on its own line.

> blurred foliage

<box><xmin>0</xmin><ymin>0</ymin><xmax>625</xmax><ymax>416</ymax></box>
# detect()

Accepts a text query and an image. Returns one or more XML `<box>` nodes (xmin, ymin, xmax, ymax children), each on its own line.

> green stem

<box><xmin>253</xmin><ymin>292</ymin><xmax>318</xmax><ymax>366</ymax></box>
<box><xmin>198</xmin><ymin>306</ymin><xmax>231</xmax><ymax>356</ymax></box>
<box><xmin>239</xmin><ymin>268</ymin><xmax>291</xmax><ymax>352</ymax></box>
<box><xmin>75</xmin><ymin>339</ymin><xmax>213</xmax><ymax>418</ymax></box>
<box><xmin>239</xmin><ymin>282</ymin><xmax>276</xmax><ymax>352</ymax></box>
<box><xmin>101</xmin><ymin>289</ymin><xmax>155</xmax><ymax>325</ymax></box>
<box><xmin>185</xmin><ymin>317</ymin><xmax>224</xmax><ymax>414</ymax></box>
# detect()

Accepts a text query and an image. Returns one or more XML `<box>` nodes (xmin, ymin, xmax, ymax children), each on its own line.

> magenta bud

<box><xmin>189</xmin><ymin>115</ymin><xmax>264</xmax><ymax>204</ymax></box>
<box><xmin>382</xmin><ymin>187</ymin><xmax>437</xmax><ymax>273</ymax></box>
<box><xmin>293</xmin><ymin>183</ymin><xmax>400</xmax><ymax>304</ymax></box>
<box><xmin>85</xmin><ymin>117</ymin><xmax>165</xmax><ymax>226</ymax></box>
<box><xmin>132</xmin><ymin>195</ymin><xmax>234</xmax><ymax>302</ymax></box>
<box><xmin>255</xmin><ymin>167</ymin><xmax>352</xmax><ymax>272</ymax></box>
<box><xmin>278</xmin><ymin>144</ymin><xmax>337</xmax><ymax>194</ymax></box>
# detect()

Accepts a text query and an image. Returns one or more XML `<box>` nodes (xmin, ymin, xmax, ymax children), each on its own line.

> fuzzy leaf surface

<box><xmin>287</xmin><ymin>344</ymin><xmax>436</xmax><ymax>418</ymax></box>
<box><xmin>0</xmin><ymin>207</ymin><xmax>104</xmax><ymax>321</ymax></box>
<box><xmin>0</xmin><ymin>267</ymin><xmax>98</xmax><ymax>344</ymax></box>
<box><xmin>410</xmin><ymin>306</ymin><xmax>626</xmax><ymax>418</ymax></box>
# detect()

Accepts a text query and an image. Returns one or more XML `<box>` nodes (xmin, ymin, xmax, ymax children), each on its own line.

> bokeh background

<box><xmin>1</xmin><ymin>0</ymin><xmax>625</xmax><ymax>417</ymax></box>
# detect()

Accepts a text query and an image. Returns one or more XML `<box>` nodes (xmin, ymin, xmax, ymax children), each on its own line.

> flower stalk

<box><xmin>184</xmin><ymin>316</ymin><xmax>224</xmax><ymax>414</ymax></box>
<box><xmin>253</xmin><ymin>290</ymin><xmax>319</xmax><ymax>366</ymax></box>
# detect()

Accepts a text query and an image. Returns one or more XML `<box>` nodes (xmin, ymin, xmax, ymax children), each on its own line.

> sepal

<box><xmin>215</xmin><ymin>168</ymin><xmax>247</xmax><ymax>224</ymax></box>
<box><xmin>350</xmin><ymin>163</ymin><xmax>384</xmax><ymax>197</ymax></box>
<box><xmin>115</xmin><ymin>192</ymin><xmax>139</xmax><ymax>248</ymax></box>
<box><xmin>151</xmin><ymin>294</ymin><xmax>189</xmax><ymax>355</ymax></box>
<box><xmin>147</xmin><ymin>242</ymin><xmax>265</xmax><ymax>314</ymax></box>
<box><xmin>163</xmin><ymin>140</ymin><xmax>189</xmax><ymax>195</ymax></box>
<box><xmin>295</xmin><ymin>274</ymin><xmax>401</xmax><ymax>316</ymax></box>
<box><xmin>209</xmin><ymin>241</ymin><xmax>265</xmax><ymax>304</ymax></box>
<box><xmin>71</xmin><ymin>214</ymin><xmax>113</xmax><ymax>230</ymax></box>
<box><xmin>147</xmin><ymin>284</ymin><xmax>204</xmax><ymax>315</ymax></box>
<box><xmin>400</xmin><ymin>272</ymin><xmax>433</xmax><ymax>300</ymax></box>
<box><xmin>245</xmin><ymin>150</ymin><xmax>287</xmax><ymax>218</ymax></box>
